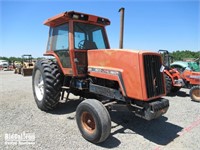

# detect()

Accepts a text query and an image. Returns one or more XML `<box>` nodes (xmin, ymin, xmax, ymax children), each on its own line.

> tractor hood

<box><xmin>87</xmin><ymin>49</ymin><xmax>165</xmax><ymax>101</ymax></box>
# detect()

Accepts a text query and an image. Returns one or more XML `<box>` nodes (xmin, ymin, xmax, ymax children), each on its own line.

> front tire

<box><xmin>171</xmin><ymin>86</ymin><xmax>181</xmax><ymax>93</ymax></box>
<box><xmin>190</xmin><ymin>86</ymin><xmax>200</xmax><ymax>102</ymax></box>
<box><xmin>21</xmin><ymin>68</ymin><xmax>24</xmax><ymax>76</ymax></box>
<box><xmin>32</xmin><ymin>59</ymin><xmax>63</xmax><ymax>111</ymax></box>
<box><xmin>76</xmin><ymin>99</ymin><xmax>111</xmax><ymax>143</ymax></box>
<box><xmin>164</xmin><ymin>73</ymin><xmax>172</xmax><ymax>94</ymax></box>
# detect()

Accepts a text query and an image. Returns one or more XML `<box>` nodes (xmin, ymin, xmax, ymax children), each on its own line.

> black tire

<box><xmin>76</xmin><ymin>99</ymin><xmax>111</xmax><ymax>143</ymax></box>
<box><xmin>21</xmin><ymin>68</ymin><xmax>24</xmax><ymax>76</ymax></box>
<box><xmin>190</xmin><ymin>86</ymin><xmax>200</xmax><ymax>102</ymax></box>
<box><xmin>171</xmin><ymin>86</ymin><xmax>181</xmax><ymax>93</ymax></box>
<box><xmin>32</xmin><ymin>59</ymin><xmax>63</xmax><ymax>111</ymax></box>
<box><xmin>14</xmin><ymin>68</ymin><xmax>17</xmax><ymax>74</ymax></box>
<box><xmin>18</xmin><ymin>68</ymin><xmax>21</xmax><ymax>74</ymax></box>
<box><xmin>164</xmin><ymin>73</ymin><xmax>172</xmax><ymax>94</ymax></box>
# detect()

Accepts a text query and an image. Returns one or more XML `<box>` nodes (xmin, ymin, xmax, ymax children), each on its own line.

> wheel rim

<box><xmin>192</xmin><ymin>88</ymin><xmax>200</xmax><ymax>101</ymax></box>
<box><xmin>81</xmin><ymin>112</ymin><xmax>96</xmax><ymax>134</ymax></box>
<box><xmin>34</xmin><ymin>70</ymin><xmax>44</xmax><ymax>101</ymax></box>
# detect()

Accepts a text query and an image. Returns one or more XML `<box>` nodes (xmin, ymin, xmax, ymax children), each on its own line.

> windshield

<box><xmin>74</xmin><ymin>22</ymin><xmax>109</xmax><ymax>50</ymax></box>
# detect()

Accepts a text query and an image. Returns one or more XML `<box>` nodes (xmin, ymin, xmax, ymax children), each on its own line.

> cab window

<box><xmin>74</xmin><ymin>22</ymin><xmax>108</xmax><ymax>50</ymax></box>
<box><xmin>47</xmin><ymin>23</ymin><xmax>71</xmax><ymax>68</ymax></box>
<box><xmin>52</xmin><ymin>24</ymin><xmax>69</xmax><ymax>51</ymax></box>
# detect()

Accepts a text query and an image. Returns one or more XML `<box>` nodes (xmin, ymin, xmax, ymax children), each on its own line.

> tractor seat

<box><xmin>83</xmin><ymin>41</ymin><xmax>97</xmax><ymax>50</ymax></box>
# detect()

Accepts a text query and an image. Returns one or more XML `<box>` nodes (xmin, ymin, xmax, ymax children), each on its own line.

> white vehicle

<box><xmin>0</xmin><ymin>60</ymin><xmax>9</xmax><ymax>70</ymax></box>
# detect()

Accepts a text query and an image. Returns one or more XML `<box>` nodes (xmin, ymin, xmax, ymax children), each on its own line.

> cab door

<box><xmin>46</xmin><ymin>23</ymin><xmax>72</xmax><ymax>75</ymax></box>
<box><xmin>71</xmin><ymin>22</ymin><xmax>109</xmax><ymax>77</ymax></box>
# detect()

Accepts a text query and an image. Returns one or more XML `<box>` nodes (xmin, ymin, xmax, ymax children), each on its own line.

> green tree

<box><xmin>171</xmin><ymin>50</ymin><xmax>199</xmax><ymax>61</ymax></box>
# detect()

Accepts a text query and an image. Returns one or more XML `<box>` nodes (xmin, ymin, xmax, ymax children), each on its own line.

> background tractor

<box><xmin>158</xmin><ymin>50</ymin><xmax>184</xmax><ymax>94</ymax></box>
<box><xmin>14</xmin><ymin>61</ymin><xmax>22</xmax><ymax>73</ymax></box>
<box><xmin>171</xmin><ymin>61</ymin><xmax>200</xmax><ymax>102</ymax></box>
<box><xmin>14</xmin><ymin>54</ymin><xmax>35</xmax><ymax>76</ymax></box>
<box><xmin>171</xmin><ymin>61</ymin><xmax>200</xmax><ymax>73</ymax></box>
<box><xmin>32</xmin><ymin>10</ymin><xmax>169</xmax><ymax>143</ymax></box>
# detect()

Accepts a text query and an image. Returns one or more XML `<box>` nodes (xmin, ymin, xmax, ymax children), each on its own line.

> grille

<box><xmin>143</xmin><ymin>55</ymin><xmax>165</xmax><ymax>98</ymax></box>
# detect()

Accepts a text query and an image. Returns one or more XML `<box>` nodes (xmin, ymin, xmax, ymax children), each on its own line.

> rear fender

<box><xmin>164</xmin><ymin>70</ymin><xmax>174</xmax><ymax>85</ymax></box>
<box><xmin>43</xmin><ymin>51</ymin><xmax>72</xmax><ymax>75</ymax></box>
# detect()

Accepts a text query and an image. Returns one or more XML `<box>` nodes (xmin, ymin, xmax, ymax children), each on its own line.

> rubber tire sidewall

<box><xmin>32</xmin><ymin>61</ymin><xmax>48</xmax><ymax>110</ymax></box>
<box><xmin>32</xmin><ymin>59</ymin><xmax>62</xmax><ymax>111</ymax></box>
<box><xmin>190</xmin><ymin>86</ymin><xmax>200</xmax><ymax>102</ymax></box>
<box><xmin>76</xmin><ymin>99</ymin><xmax>111</xmax><ymax>143</ymax></box>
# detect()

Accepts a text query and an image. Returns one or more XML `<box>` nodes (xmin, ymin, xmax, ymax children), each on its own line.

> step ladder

<box><xmin>61</xmin><ymin>86</ymin><xmax>70</xmax><ymax>101</ymax></box>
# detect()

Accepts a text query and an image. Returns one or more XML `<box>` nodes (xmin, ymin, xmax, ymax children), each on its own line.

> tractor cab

<box><xmin>44</xmin><ymin>11</ymin><xmax>110</xmax><ymax>76</ymax></box>
<box><xmin>158</xmin><ymin>50</ymin><xmax>173</xmax><ymax>69</ymax></box>
<box><xmin>158</xmin><ymin>50</ymin><xmax>184</xmax><ymax>93</ymax></box>
<box><xmin>22</xmin><ymin>54</ymin><xmax>33</xmax><ymax>66</ymax></box>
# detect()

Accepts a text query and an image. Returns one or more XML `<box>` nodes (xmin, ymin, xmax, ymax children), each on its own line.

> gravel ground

<box><xmin>0</xmin><ymin>71</ymin><xmax>200</xmax><ymax>150</ymax></box>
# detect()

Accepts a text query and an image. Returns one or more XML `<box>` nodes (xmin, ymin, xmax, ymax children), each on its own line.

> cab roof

<box><xmin>44</xmin><ymin>11</ymin><xmax>111</xmax><ymax>27</ymax></box>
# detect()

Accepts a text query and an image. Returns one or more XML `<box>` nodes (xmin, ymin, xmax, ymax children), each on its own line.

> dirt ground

<box><xmin>0</xmin><ymin>71</ymin><xmax>200</xmax><ymax>150</ymax></box>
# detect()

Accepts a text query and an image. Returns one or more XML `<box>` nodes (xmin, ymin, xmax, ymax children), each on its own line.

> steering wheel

<box><xmin>78</xmin><ymin>40</ymin><xmax>86</xmax><ymax>49</ymax></box>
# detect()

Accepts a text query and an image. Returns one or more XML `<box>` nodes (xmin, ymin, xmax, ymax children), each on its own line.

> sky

<box><xmin>0</xmin><ymin>0</ymin><xmax>199</xmax><ymax>58</ymax></box>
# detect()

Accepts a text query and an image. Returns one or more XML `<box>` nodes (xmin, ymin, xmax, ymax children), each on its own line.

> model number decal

<box><xmin>88</xmin><ymin>67</ymin><xmax>119</xmax><ymax>75</ymax></box>
<box><xmin>88</xmin><ymin>67</ymin><xmax>126</xmax><ymax>95</ymax></box>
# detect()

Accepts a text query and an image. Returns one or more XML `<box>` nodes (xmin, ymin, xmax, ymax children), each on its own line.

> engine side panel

<box><xmin>88</xmin><ymin>49</ymin><xmax>166</xmax><ymax>101</ymax></box>
<box><xmin>88</xmin><ymin>49</ymin><xmax>144</xmax><ymax>100</ymax></box>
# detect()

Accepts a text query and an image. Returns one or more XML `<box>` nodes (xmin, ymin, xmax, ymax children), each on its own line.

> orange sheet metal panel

<box><xmin>44</xmin><ymin>11</ymin><xmax>110</xmax><ymax>27</ymax></box>
<box><xmin>182</xmin><ymin>70</ymin><xmax>200</xmax><ymax>85</ymax></box>
<box><xmin>44</xmin><ymin>12</ymin><xmax>68</xmax><ymax>27</ymax></box>
<box><xmin>88</xmin><ymin>49</ymin><xmax>144</xmax><ymax>100</ymax></box>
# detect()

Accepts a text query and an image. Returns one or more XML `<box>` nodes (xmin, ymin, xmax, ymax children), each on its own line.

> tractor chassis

<box><xmin>61</xmin><ymin>81</ymin><xmax>169</xmax><ymax>121</ymax></box>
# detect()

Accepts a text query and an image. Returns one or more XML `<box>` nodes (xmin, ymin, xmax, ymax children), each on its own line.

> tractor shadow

<box><xmin>48</xmin><ymin>97</ymin><xmax>183</xmax><ymax>147</ymax></box>
<box><xmin>167</xmin><ymin>90</ymin><xmax>189</xmax><ymax>97</ymax></box>
<box><xmin>191</xmin><ymin>100</ymin><xmax>200</xmax><ymax>103</ymax></box>
<box><xmin>105</xmin><ymin>111</ymin><xmax>183</xmax><ymax>146</ymax></box>
<box><xmin>97</xmin><ymin>135</ymin><xmax>121</xmax><ymax>148</ymax></box>
<box><xmin>49</xmin><ymin>99</ymin><xmax>82</xmax><ymax>115</ymax></box>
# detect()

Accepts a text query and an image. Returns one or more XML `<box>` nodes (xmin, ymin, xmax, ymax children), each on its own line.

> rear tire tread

<box><xmin>164</xmin><ymin>73</ymin><xmax>172</xmax><ymax>94</ymax></box>
<box><xmin>32</xmin><ymin>59</ymin><xmax>63</xmax><ymax>111</ymax></box>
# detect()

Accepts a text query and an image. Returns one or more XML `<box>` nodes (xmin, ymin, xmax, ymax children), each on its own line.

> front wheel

<box><xmin>190</xmin><ymin>86</ymin><xmax>200</xmax><ymax>102</ymax></box>
<box><xmin>21</xmin><ymin>68</ymin><xmax>24</xmax><ymax>76</ymax></box>
<box><xmin>32</xmin><ymin>59</ymin><xmax>63</xmax><ymax>111</ymax></box>
<box><xmin>164</xmin><ymin>73</ymin><xmax>172</xmax><ymax>94</ymax></box>
<box><xmin>76</xmin><ymin>99</ymin><xmax>111</xmax><ymax>143</ymax></box>
<box><xmin>171</xmin><ymin>86</ymin><xmax>181</xmax><ymax>93</ymax></box>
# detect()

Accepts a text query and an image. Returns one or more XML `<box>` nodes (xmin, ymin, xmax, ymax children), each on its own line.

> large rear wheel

<box><xmin>32</xmin><ymin>59</ymin><xmax>63</xmax><ymax>111</ymax></box>
<box><xmin>190</xmin><ymin>86</ymin><xmax>200</xmax><ymax>102</ymax></box>
<box><xmin>76</xmin><ymin>99</ymin><xmax>111</xmax><ymax>143</ymax></box>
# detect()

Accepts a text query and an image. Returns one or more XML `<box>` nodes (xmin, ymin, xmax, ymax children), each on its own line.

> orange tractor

<box><xmin>181</xmin><ymin>70</ymin><xmax>200</xmax><ymax>102</ymax></box>
<box><xmin>158</xmin><ymin>50</ymin><xmax>184</xmax><ymax>94</ymax></box>
<box><xmin>170</xmin><ymin>63</ymin><xmax>200</xmax><ymax>102</ymax></box>
<box><xmin>32</xmin><ymin>11</ymin><xmax>169</xmax><ymax>143</ymax></box>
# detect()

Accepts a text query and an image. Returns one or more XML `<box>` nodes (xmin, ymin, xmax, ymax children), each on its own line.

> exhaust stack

<box><xmin>119</xmin><ymin>7</ymin><xmax>125</xmax><ymax>49</ymax></box>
